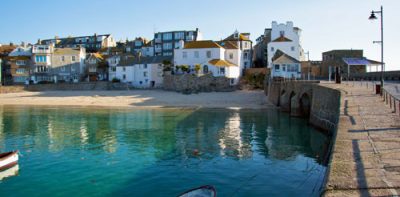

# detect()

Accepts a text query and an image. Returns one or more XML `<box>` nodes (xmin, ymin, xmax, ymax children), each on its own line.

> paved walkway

<box><xmin>323</xmin><ymin>83</ymin><xmax>400</xmax><ymax>196</ymax></box>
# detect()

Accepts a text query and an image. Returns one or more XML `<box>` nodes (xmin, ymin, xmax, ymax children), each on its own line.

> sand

<box><xmin>0</xmin><ymin>90</ymin><xmax>271</xmax><ymax>109</ymax></box>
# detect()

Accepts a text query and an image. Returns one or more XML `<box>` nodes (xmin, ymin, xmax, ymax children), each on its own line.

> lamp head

<box><xmin>369</xmin><ymin>11</ymin><xmax>377</xmax><ymax>20</ymax></box>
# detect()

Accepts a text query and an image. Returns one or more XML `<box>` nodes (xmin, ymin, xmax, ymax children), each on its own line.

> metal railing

<box><xmin>382</xmin><ymin>87</ymin><xmax>400</xmax><ymax>115</ymax></box>
<box><xmin>343</xmin><ymin>80</ymin><xmax>400</xmax><ymax>116</ymax></box>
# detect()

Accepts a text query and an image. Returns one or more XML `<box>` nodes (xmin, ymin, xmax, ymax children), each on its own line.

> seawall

<box><xmin>266</xmin><ymin>81</ymin><xmax>341</xmax><ymax>132</ymax></box>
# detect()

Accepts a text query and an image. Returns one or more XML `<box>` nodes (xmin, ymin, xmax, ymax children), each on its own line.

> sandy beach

<box><xmin>0</xmin><ymin>90</ymin><xmax>271</xmax><ymax>109</ymax></box>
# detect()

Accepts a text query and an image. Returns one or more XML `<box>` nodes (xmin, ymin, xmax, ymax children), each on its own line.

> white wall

<box><xmin>116</xmin><ymin>63</ymin><xmax>164</xmax><ymax>88</ymax></box>
<box><xmin>174</xmin><ymin>47</ymin><xmax>222</xmax><ymax>66</ymax></box>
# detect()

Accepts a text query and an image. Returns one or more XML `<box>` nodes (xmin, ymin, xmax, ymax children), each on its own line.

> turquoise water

<box><xmin>0</xmin><ymin>106</ymin><xmax>329</xmax><ymax>196</ymax></box>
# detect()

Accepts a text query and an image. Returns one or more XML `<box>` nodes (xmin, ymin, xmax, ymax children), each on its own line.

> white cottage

<box><xmin>116</xmin><ymin>55</ymin><xmax>170</xmax><ymax>88</ymax></box>
<box><xmin>173</xmin><ymin>40</ymin><xmax>240</xmax><ymax>85</ymax></box>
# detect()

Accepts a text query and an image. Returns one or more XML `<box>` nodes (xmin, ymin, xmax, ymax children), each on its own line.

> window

<box><xmin>244</xmin><ymin>62</ymin><xmax>248</xmax><ymax>68</ymax></box>
<box><xmin>291</xmin><ymin>46</ymin><xmax>295</xmax><ymax>51</ymax></box>
<box><xmin>271</xmin><ymin>47</ymin><xmax>274</xmax><ymax>52</ymax></box>
<box><xmin>229</xmin><ymin>53</ymin><xmax>233</xmax><ymax>59</ymax></box>
<box><xmin>144</xmin><ymin>64</ymin><xmax>148</xmax><ymax>69</ymax></box>
<box><xmin>16</xmin><ymin>60</ymin><xmax>25</xmax><ymax>65</ymax></box>
<box><xmin>35</xmin><ymin>55</ymin><xmax>47</xmax><ymax>63</ymax></box>
<box><xmin>123</xmin><ymin>67</ymin><xmax>126</xmax><ymax>72</ymax></box>
<box><xmin>206</xmin><ymin>51</ymin><xmax>211</xmax><ymax>58</ymax></box>
<box><xmin>203</xmin><ymin>65</ymin><xmax>208</xmax><ymax>74</ymax></box>
<box><xmin>61</xmin><ymin>56</ymin><xmax>65</xmax><ymax>62</ymax></box>
<box><xmin>244</xmin><ymin>52</ymin><xmax>248</xmax><ymax>59</ymax></box>
<box><xmin>194</xmin><ymin>51</ymin><xmax>199</xmax><ymax>58</ymax></box>
<box><xmin>72</xmin><ymin>56</ymin><xmax>76</xmax><ymax>62</ymax></box>
<box><xmin>282</xmin><ymin>65</ymin><xmax>286</xmax><ymax>71</ymax></box>
<box><xmin>163</xmin><ymin>42</ymin><xmax>172</xmax><ymax>50</ymax></box>
<box><xmin>61</xmin><ymin>67</ymin><xmax>66</xmax><ymax>72</ymax></box>
<box><xmin>123</xmin><ymin>74</ymin><xmax>126</xmax><ymax>80</ymax></box>
<box><xmin>143</xmin><ymin>71</ymin><xmax>147</xmax><ymax>77</ymax></box>
<box><xmin>280</xmin><ymin>31</ymin><xmax>285</xmax><ymax>37</ymax></box>
<box><xmin>244</xmin><ymin>42</ymin><xmax>249</xmax><ymax>48</ymax></box>
<box><xmin>135</xmin><ymin>41</ymin><xmax>142</xmax><ymax>47</ymax></box>
<box><xmin>274</xmin><ymin>64</ymin><xmax>280</xmax><ymax>70</ymax></box>
<box><xmin>16</xmin><ymin>68</ymin><xmax>25</xmax><ymax>74</ymax></box>
<box><xmin>174</xmin><ymin>32</ymin><xmax>185</xmax><ymax>40</ymax></box>
<box><xmin>163</xmin><ymin>33</ymin><xmax>172</xmax><ymax>40</ymax></box>
<box><xmin>183</xmin><ymin>52</ymin><xmax>187</xmax><ymax>59</ymax></box>
<box><xmin>220</xmin><ymin>67</ymin><xmax>225</xmax><ymax>75</ymax></box>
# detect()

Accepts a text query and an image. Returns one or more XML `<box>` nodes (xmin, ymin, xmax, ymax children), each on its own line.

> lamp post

<box><xmin>369</xmin><ymin>6</ymin><xmax>384</xmax><ymax>93</ymax></box>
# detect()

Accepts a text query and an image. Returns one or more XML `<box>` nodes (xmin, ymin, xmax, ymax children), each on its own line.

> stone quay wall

<box><xmin>267</xmin><ymin>81</ymin><xmax>341</xmax><ymax>133</ymax></box>
<box><xmin>163</xmin><ymin>73</ymin><xmax>235</xmax><ymax>94</ymax></box>
<box><xmin>25</xmin><ymin>82</ymin><xmax>129</xmax><ymax>91</ymax></box>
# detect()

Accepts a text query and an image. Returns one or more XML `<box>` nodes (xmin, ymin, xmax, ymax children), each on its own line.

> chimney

<box><xmin>37</xmin><ymin>39</ymin><xmax>42</xmax><ymax>45</ymax></box>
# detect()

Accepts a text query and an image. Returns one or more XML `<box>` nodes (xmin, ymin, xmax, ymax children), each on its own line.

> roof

<box><xmin>208</xmin><ymin>59</ymin><xmax>237</xmax><ymax>67</ymax></box>
<box><xmin>217</xmin><ymin>41</ymin><xmax>239</xmax><ymax>49</ymax></box>
<box><xmin>184</xmin><ymin>40</ymin><xmax>222</xmax><ymax>49</ymax></box>
<box><xmin>87</xmin><ymin>53</ymin><xmax>105</xmax><ymax>61</ymax></box>
<box><xmin>272</xmin><ymin>36</ymin><xmax>292</xmax><ymax>42</ymax></box>
<box><xmin>224</xmin><ymin>33</ymin><xmax>251</xmax><ymax>41</ymax></box>
<box><xmin>343</xmin><ymin>58</ymin><xmax>383</xmax><ymax>65</ymax></box>
<box><xmin>42</xmin><ymin>34</ymin><xmax>111</xmax><ymax>42</ymax></box>
<box><xmin>272</xmin><ymin>50</ymin><xmax>300</xmax><ymax>64</ymax></box>
<box><xmin>53</xmin><ymin>48</ymin><xmax>81</xmax><ymax>55</ymax></box>
<box><xmin>0</xmin><ymin>45</ymin><xmax>17</xmax><ymax>54</ymax></box>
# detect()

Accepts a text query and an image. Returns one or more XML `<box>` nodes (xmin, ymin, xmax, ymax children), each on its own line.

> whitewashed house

<box><xmin>267</xmin><ymin>21</ymin><xmax>305</xmax><ymax>79</ymax></box>
<box><xmin>107</xmin><ymin>55</ymin><xmax>121</xmax><ymax>81</ymax></box>
<box><xmin>116</xmin><ymin>55</ymin><xmax>170</xmax><ymax>88</ymax></box>
<box><xmin>220</xmin><ymin>31</ymin><xmax>253</xmax><ymax>71</ymax></box>
<box><xmin>173</xmin><ymin>40</ymin><xmax>240</xmax><ymax>85</ymax></box>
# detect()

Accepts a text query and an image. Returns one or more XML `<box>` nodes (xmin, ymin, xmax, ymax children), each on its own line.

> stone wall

<box><xmin>25</xmin><ymin>82</ymin><xmax>129</xmax><ymax>91</ymax></box>
<box><xmin>309</xmin><ymin>85</ymin><xmax>341</xmax><ymax>132</ymax></box>
<box><xmin>267</xmin><ymin>81</ymin><xmax>341</xmax><ymax>133</ymax></box>
<box><xmin>163</xmin><ymin>73</ymin><xmax>235</xmax><ymax>94</ymax></box>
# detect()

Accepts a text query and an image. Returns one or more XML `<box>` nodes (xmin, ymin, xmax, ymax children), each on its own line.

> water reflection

<box><xmin>0</xmin><ymin>106</ymin><xmax>329</xmax><ymax>196</ymax></box>
<box><xmin>0</xmin><ymin>106</ymin><xmax>328</xmax><ymax>164</ymax></box>
<box><xmin>0</xmin><ymin>165</ymin><xmax>19</xmax><ymax>181</ymax></box>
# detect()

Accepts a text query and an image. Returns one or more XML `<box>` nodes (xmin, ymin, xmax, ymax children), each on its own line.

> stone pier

<box><xmin>322</xmin><ymin>84</ymin><xmax>400</xmax><ymax>196</ymax></box>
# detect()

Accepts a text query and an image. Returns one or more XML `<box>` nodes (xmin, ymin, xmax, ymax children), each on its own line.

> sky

<box><xmin>1</xmin><ymin>0</ymin><xmax>399</xmax><ymax>70</ymax></box>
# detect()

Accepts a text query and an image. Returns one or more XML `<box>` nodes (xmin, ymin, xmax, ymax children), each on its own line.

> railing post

<box><xmin>394</xmin><ymin>99</ymin><xmax>397</xmax><ymax>114</ymax></box>
<box><xmin>389</xmin><ymin>95</ymin><xmax>392</xmax><ymax>109</ymax></box>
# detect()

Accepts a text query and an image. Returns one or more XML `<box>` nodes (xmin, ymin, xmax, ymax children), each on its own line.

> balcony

<box><xmin>34</xmin><ymin>65</ymin><xmax>50</xmax><ymax>73</ymax></box>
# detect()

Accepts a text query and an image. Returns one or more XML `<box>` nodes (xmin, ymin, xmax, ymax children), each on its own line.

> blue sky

<box><xmin>1</xmin><ymin>0</ymin><xmax>399</xmax><ymax>70</ymax></box>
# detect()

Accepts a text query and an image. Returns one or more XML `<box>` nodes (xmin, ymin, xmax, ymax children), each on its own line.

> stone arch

<box><xmin>278</xmin><ymin>89</ymin><xmax>286</xmax><ymax>107</ymax></box>
<box><xmin>289</xmin><ymin>91</ymin><xmax>296</xmax><ymax>113</ymax></box>
<box><xmin>299</xmin><ymin>92</ymin><xmax>312</xmax><ymax>118</ymax></box>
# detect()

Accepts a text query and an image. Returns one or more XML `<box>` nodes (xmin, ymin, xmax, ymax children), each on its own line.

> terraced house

<box><xmin>8</xmin><ymin>45</ymin><xmax>33</xmax><ymax>84</ymax></box>
<box><xmin>41</xmin><ymin>34</ymin><xmax>116</xmax><ymax>53</ymax></box>
<box><xmin>51</xmin><ymin>47</ymin><xmax>86</xmax><ymax>83</ymax></box>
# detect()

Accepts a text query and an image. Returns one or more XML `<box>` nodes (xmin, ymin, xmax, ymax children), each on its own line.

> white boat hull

<box><xmin>0</xmin><ymin>151</ymin><xmax>18</xmax><ymax>171</ymax></box>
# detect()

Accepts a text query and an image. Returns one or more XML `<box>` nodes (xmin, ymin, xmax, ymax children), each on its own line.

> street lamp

<box><xmin>369</xmin><ymin>6</ymin><xmax>384</xmax><ymax>93</ymax></box>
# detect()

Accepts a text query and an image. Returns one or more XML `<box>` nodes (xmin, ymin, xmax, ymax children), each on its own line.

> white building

<box><xmin>115</xmin><ymin>56</ymin><xmax>170</xmax><ymax>88</ymax></box>
<box><xmin>173</xmin><ymin>40</ymin><xmax>240</xmax><ymax>85</ymax></box>
<box><xmin>220</xmin><ymin>31</ymin><xmax>253</xmax><ymax>71</ymax></box>
<box><xmin>267</xmin><ymin>21</ymin><xmax>305</xmax><ymax>78</ymax></box>
<box><xmin>107</xmin><ymin>55</ymin><xmax>121</xmax><ymax>81</ymax></box>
